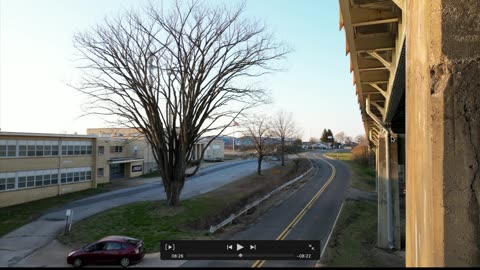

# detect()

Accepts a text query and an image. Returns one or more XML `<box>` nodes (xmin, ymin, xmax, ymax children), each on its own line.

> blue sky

<box><xmin>0</xmin><ymin>0</ymin><xmax>363</xmax><ymax>140</ymax></box>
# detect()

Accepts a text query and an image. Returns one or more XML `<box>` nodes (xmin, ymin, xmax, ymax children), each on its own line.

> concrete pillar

<box><xmin>407</xmin><ymin>0</ymin><xmax>480</xmax><ymax>266</ymax></box>
<box><xmin>377</xmin><ymin>134</ymin><xmax>388</xmax><ymax>248</ymax></box>
<box><xmin>376</xmin><ymin>133</ymin><xmax>401</xmax><ymax>249</ymax></box>
<box><xmin>390</xmin><ymin>133</ymin><xmax>401</xmax><ymax>250</ymax></box>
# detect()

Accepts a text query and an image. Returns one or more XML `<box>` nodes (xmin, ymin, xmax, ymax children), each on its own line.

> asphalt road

<box><xmin>180</xmin><ymin>152</ymin><xmax>351</xmax><ymax>268</ymax></box>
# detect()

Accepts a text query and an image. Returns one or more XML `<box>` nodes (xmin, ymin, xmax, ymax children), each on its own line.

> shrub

<box><xmin>352</xmin><ymin>145</ymin><xmax>369</xmax><ymax>164</ymax></box>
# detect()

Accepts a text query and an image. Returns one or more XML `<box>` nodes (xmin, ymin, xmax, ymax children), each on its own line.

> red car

<box><xmin>67</xmin><ymin>236</ymin><xmax>145</xmax><ymax>268</ymax></box>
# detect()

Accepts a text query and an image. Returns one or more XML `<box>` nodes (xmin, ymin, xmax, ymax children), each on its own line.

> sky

<box><xmin>0</xmin><ymin>0</ymin><xmax>364</xmax><ymax>141</ymax></box>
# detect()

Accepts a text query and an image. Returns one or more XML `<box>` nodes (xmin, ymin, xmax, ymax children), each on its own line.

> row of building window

<box><xmin>0</xmin><ymin>167</ymin><xmax>92</xmax><ymax>192</ymax></box>
<box><xmin>0</xmin><ymin>140</ymin><xmax>93</xmax><ymax>158</ymax></box>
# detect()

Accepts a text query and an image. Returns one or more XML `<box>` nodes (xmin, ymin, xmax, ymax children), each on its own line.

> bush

<box><xmin>352</xmin><ymin>145</ymin><xmax>369</xmax><ymax>164</ymax></box>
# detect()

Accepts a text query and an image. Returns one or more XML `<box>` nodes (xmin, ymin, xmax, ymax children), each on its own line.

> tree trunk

<box><xmin>257</xmin><ymin>155</ymin><xmax>263</xmax><ymax>175</ymax></box>
<box><xmin>281</xmin><ymin>138</ymin><xmax>285</xmax><ymax>166</ymax></box>
<box><xmin>166</xmin><ymin>176</ymin><xmax>184</xmax><ymax>206</ymax></box>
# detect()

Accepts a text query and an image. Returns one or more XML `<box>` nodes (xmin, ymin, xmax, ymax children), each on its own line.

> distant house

<box><xmin>199</xmin><ymin>138</ymin><xmax>224</xmax><ymax>161</ymax></box>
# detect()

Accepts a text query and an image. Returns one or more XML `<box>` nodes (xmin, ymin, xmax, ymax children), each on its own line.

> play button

<box><xmin>236</xmin><ymin>243</ymin><xmax>244</xmax><ymax>251</ymax></box>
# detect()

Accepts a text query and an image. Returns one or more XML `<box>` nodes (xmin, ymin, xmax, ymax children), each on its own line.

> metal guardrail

<box><xmin>209</xmin><ymin>158</ymin><xmax>314</xmax><ymax>234</ymax></box>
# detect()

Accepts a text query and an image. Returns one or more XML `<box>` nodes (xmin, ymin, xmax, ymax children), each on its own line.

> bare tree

<box><xmin>309</xmin><ymin>137</ymin><xmax>318</xmax><ymax>144</ymax></box>
<box><xmin>345</xmin><ymin>136</ymin><xmax>353</xmax><ymax>145</ymax></box>
<box><xmin>270</xmin><ymin>110</ymin><xmax>296</xmax><ymax>166</ymax></box>
<box><xmin>355</xmin><ymin>134</ymin><xmax>369</xmax><ymax>145</ymax></box>
<box><xmin>334</xmin><ymin>131</ymin><xmax>345</xmax><ymax>144</ymax></box>
<box><xmin>243</xmin><ymin>115</ymin><xmax>272</xmax><ymax>175</ymax></box>
<box><xmin>72</xmin><ymin>1</ymin><xmax>290</xmax><ymax>206</ymax></box>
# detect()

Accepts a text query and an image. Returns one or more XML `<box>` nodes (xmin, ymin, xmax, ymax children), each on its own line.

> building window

<box><xmin>67</xmin><ymin>145</ymin><xmax>74</xmax><ymax>156</ymax></box>
<box><xmin>19</xmin><ymin>145</ymin><xmax>27</xmax><ymax>157</ymax></box>
<box><xmin>74</xmin><ymin>145</ymin><xmax>80</xmax><ymax>155</ymax></box>
<box><xmin>0</xmin><ymin>140</ymin><xmax>93</xmax><ymax>158</ymax></box>
<box><xmin>43</xmin><ymin>174</ymin><xmax>51</xmax><ymax>186</ymax></box>
<box><xmin>0</xmin><ymin>178</ymin><xmax>5</xmax><ymax>191</ymax></box>
<box><xmin>18</xmin><ymin>177</ymin><xmax>26</xmax><ymax>188</ymax></box>
<box><xmin>35</xmin><ymin>175</ymin><xmax>43</xmax><ymax>187</ymax></box>
<box><xmin>111</xmin><ymin>146</ymin><xmax>123</xmax><ymax>153</ymax></box>
<box><xmin>7</xmin><ymin>178</ymin><xmax>15</xmax><ymax>189</ymax></box>
<box><xmin>74</xmin><ymin>172</ymin><xmax>80</xmax><ymax>182</ymax></box>
<box><xmin>67</xmin><ymin>173</ymin><xmax>74</xmax><ymax>183</ymax></box>
<box><xmin>27</xmin><ymin>176</ymin><xmax>35</xmax><ymax>187</ymax></box>
<box><xmin>36</xmin><ymin>145</ymin><xmax>44</xmax><ymax>156</ymax></box>
<box><xmin>97</xmin><ymin>168</ymin><xmax>104</xmax><ymax>177</ymax></box>
<box><xmin>51</xmin><ymin>174</ymin><xmax>58</xmax><ymax>184</ymax></box>
<box><xmin>98</xmin><ymin>146</ymin><xmax>105</xmax><ymax>155</ymax></box>
<box><xmin>52</xmin><ymin>145</ymin><xmax>59</xmax><ymax>156</ymax></box>
<box><xmin>61</xmin><ymin>173</ymin><xmax>67</xmax><ymax>183</ymax></box>
<box><xmin>0</xmin><ymin>168</ymin><xmax>92</xmax><ymax>193</ymax></box>
<box><xmin>0</xmin><ymin>140</ymin><xmax>17</xmax><ymax>157</ymax></box>
<box><xmin>0</xmin><ymin>178</ymin><xmax>15</xmax><ymax>191</ymax></box>
<box><xmin>44</xmin><ymin>145</ymin><xmax>52</xmax><ymax>156</ymax></box>
<box><xmin>27</xmin><ymin>145</ymin><xmax>35</xmax><ymax>157</ymax></box>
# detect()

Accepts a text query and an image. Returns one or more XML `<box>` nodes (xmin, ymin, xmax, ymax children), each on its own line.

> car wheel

<box><xmin>120</xmin><ymin>257</ymin><xmax>130</xmax><ymax>268</ymax></box>
<box><xmin>73</xmin><ymin>258</ymin><xmax>83</xmax><ymax>268</ymax></box>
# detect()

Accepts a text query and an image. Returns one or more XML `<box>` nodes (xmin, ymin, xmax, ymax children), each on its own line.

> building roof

<box><xmin>0</xmin><ymin>131</ymin><xmax>97</xmax><ymax>139</ymax></box>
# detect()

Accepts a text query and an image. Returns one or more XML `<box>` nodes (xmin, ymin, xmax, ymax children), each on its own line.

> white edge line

<box><xmin>320</xmin><ymin>201</ymin><xmax>345</xmax><ymax>259</ymax></box>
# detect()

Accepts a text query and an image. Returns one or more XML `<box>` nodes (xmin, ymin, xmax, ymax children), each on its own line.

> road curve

<box><xmin>180</xmin><ymin>151</ymin><xmax>352</xmax><ymax>268</ymax></box>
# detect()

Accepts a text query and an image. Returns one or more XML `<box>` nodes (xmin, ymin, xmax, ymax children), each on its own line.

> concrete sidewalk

<box><xmin>0</xmin><ymin>158</ymin><xmax>276</xmax><ymax>267</ymax></box>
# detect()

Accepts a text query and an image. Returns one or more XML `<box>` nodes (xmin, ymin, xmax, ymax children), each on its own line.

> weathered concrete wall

<box><xmin>406</xmin><ymin>0</ymin><xmax>480</xmax><ymax>266</ymax></box>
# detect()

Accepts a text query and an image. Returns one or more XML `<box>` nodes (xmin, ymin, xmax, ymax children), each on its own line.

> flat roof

<box><xmin>0</xmin><ymin>131</ymin><xmax>97</xmax><ymax>139</ymax></box>
<box><xmin>108</xmin><ymin>157</ymin><xmax>144</xmax><ymax>164</ymax></box>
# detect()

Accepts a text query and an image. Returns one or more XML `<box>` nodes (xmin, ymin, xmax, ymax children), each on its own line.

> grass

<box><xmin>321</xmin><ymin>200</ymin><xmax>377</xmax><ymax>266</ymax></box>
<box><xmin>141</xmin><ymin>170</ymin><xmax>160</xmax><ymax>178</ymax></box>
<box><xmin>325</xmin><ymin>152</ymin><xmax>376</xmax><ymax>192</ymax></box>
<box><xmin>322</xmin><ymin>152</ymin><xmax>404</xmax><ymax>267</ymax></box>
<box><xmin>324</xmin><ymin>152</ymin><xmax>353</xmax><ymax>161</ymax></box>
<box><xmin>0</xmin><ymin>183</ymin><xmax>114</xmax><ymax>237</ymax></box>
<box><xmin>58</xmin><ymin>158</ymin><xmax>311</xmax><ymax>253</ymax></box>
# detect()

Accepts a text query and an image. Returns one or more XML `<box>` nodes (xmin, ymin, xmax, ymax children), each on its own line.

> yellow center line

<box><xmin>252</xmin><ymin>155</ymin><xmax>336</xmax><ymax>268</ymax></box>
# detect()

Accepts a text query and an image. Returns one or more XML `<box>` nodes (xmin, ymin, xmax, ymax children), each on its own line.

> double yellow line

<box><xmin>251</xmin><ymin>156</ymin><xmax>336</xmax><ymax>268</ymax></box>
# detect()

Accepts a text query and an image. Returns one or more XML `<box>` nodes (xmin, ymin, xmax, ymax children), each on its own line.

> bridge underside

<box><xmin>340</xmin><ymin>0</ymin><xmax>480</xmax><ymax>267</ymax></box>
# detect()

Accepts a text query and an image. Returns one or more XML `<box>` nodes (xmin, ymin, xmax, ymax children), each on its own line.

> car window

<box><xmin>90</xmin><ymin>242</ymin><xmax>105</xmax><ymax>251</ymax></box>
<box><xmin>104</xmin><ymin>241</ymin><xmax>123</xmax><ymax>250</ymax></box>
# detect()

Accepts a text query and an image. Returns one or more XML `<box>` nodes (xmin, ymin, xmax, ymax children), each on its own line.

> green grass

<box><xmin>321</xmin><ymin>200</ymin><xmax>377</xmax><ymax>266</ymax></box>
<box><xmin>0</xmin><ymin>183</ymin><xmax>114</xmax><ymax>237</ymax></box>
<box><xmin>346</xmin><ymin>161</ymin><xmax>376</xmax><ymax>192</ymax></box>
<box><xmin>58</xmin><ymin>159</ymin><xmax>311</xmax><ymax>253</ymax></box>
<box><xmin>321</xmin><ymin>153</ymin><xmax>404</xmax><ymax>267</ymax></box>
<box><xmin>57</xmin><ymin>197</ymin><xmax>233</xmax><ymax>252</ymax></box>
<box><xmin>141</xmin><ymin>170</ymin><xmax>160</xmax><ymax>178</ymax></box>
<box><xmin>325</xmin><ymin>152</ymin><xmax>376</xmax><ymax>192</ymax></box>
<box><xmin>324</xmin><ymin>152</ymin><xmax>353</xmax><ymax>161</ymax></box>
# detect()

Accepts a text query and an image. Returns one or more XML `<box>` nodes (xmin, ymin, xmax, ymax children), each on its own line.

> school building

<box><xmin>0</xmin><ymin>128</ymin><xmax>219</xmax><ymax>207</ymax></box>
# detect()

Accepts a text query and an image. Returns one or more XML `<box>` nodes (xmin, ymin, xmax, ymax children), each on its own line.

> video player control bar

<box><xmin>160</xmin><ymin>240</ymin><xmax>320</xmax><ymax>260</ymax></box>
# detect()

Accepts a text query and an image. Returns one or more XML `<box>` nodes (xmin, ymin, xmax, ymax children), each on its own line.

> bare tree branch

<box><xmin>72</xmin><ymin>0</ymin><xmax>290</xmax><ymax>206</ymax></box>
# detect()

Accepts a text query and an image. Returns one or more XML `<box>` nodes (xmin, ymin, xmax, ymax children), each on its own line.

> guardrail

<box><xmin>209</xmin><ymin>158</ymin><xmax>314</xmax><ymax>234</ymax></box>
